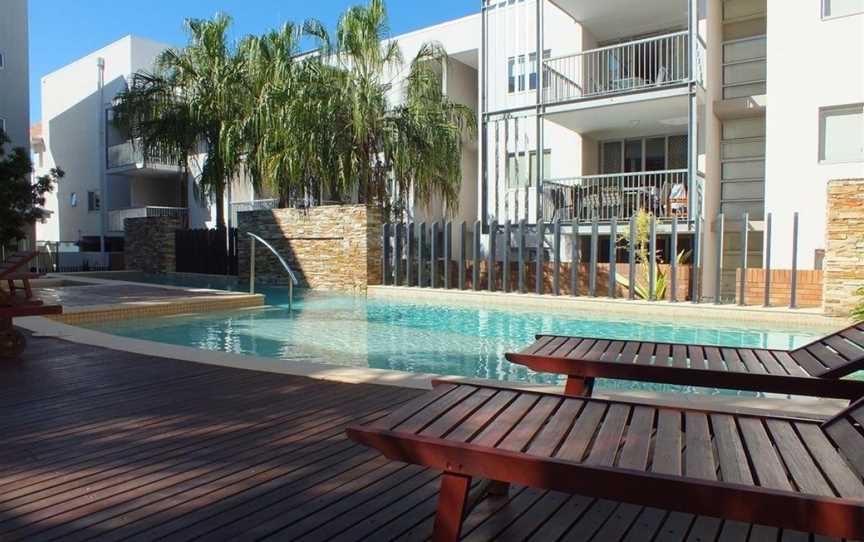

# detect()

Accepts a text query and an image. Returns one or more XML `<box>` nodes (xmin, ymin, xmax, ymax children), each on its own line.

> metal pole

<box><xmin>418</xmin><ymin>222</ymin><xmax>426</xmax><ymax>288</ymax></box>
<box><xmin>406</xmin><ymin>222</ymin><xmax>414</xmax><ymax>287</ymax></box>
<box><xmin>249</xmin><ymin>238</ymin><xmax>256</xmax><ymax>294</ymax></box>
<box><xmin>670</xmin><ymin>217</ymin><xmax>678</xmax><ymax>302</ymax></box>
<box><xmin>382</xmin><ymin>223</ymin><xmax>391</xmax><ymax>286</ymax></box>
<box><xmin>609</xmin><ymin>217</ymin><xmax>617</xmax><ymax>298</ymax></box>
<box><xmin>790</xmin><ymin>212</ymin><xmax>799</xmax><ymax>309</ymax></box>
<box><xmin>431</xmin><ymin>221</ymin><xmax>439</xmax><ymax>288</ymax></box>
<box><xmin>444</xmin><ymin>221</ymin><xmax>452</xmax><ymax>290</ymax></box>
<box><xmin>571</xmin><ymin>224</ymin><xmax>580</xmax><ymax>297</ymax></box>
<box><xmin>738</xmin><ymin>212</ymin><xmax>749</xmax><ymax>306</ymax></box>
<box><xmin>648</xmin><ymin>215</ymin><xmax>657</xmax><ymax>301</ymax></box>
<box><xmin>589</xmin><ymin>219</ymin><xmax>598</xmax><ymax>297</ymax></box>
<box><xmin>395</xmin><ymin>223</ymin><xmax>403</xmax><ymax>287</ymax></box>
<box><xmin>503</xmin><ymin>220</ymin><xmax>511</xmax><ymax>293</ymax></box>
<box><xmin>518</xmin><ymin>219</ymin><xmax>526</xmax><ymax>293</ymax></box>
<box><xmin>535</xmin><ymin>221</ymin><xmax>545</xmax><ymax>295</ymax></box>
<box><xmin>763</xmin><ymin>213</ymin><xmax>772</xmax><ymax>307</ymax></box>
<box><xmin>488</xmin><ymin>220</ymin><xmax>497</xmax><ymax>292</ymax></box>
<box><xmin>714</xmin><ymin>213</ymin><xmax>725</xmax><ymax>304</ymax></box>
<box><xmin>629</xmin><ymin>215</ymin><xmax>636</xmax><ymax>301</ymax></box>
<box><xmin>473</xmin><ymin>220</ymin><xmax>481</xmax><ymax>291</ymax></box>
<box><xmin>288</xmin><ymin>280</ymin><xmax>293</xmax><ymax>311</ymax></box>
<box><xmin>553</xmin><ymin>219</ymin><xmax>561</xmax><ymax>296</ymax></box>
<box><xmin>691</xmin><ymin>216</ymin><xmax>701</xmax><ymax>304</ymax></box>
<box><xmin>459</xmin><ymin>221</ymin><xmax>466</xmax><ymax>290</ymax></box>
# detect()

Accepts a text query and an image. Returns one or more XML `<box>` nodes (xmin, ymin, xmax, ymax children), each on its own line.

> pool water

<box><xmin>82</xmin><ymin>288</ymin><xmax>827</xmax><ymax>396</ymax></box>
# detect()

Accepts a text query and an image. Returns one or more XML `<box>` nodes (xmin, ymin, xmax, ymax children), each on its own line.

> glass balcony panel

<box><xmin>722</xmin><ymin>180</ymin><xmax>765</xmax><ymax>200</ymax></box>
<box><xmin>721</xmin><ymin>139</ymin><xmax>765</xmax><ymax>160</ymax></box>
<box><xmin>721</xmin><ymin>159</ymin><xmax>765</xmax><ymax>180</ymax></box>
<box><xmin>722</xmin><ymin>118</ymin><xmax>766</xmax><ymax>139</ymax></box>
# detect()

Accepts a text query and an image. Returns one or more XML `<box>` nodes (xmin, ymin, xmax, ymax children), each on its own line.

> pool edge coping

<box><xmin>17</xmin><ymin>316</ymin><xmax>847</xmax><ymax>419</ymax></box>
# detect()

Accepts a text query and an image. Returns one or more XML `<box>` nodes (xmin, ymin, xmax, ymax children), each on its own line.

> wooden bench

<box><xmin>506</xmin><ymin>323</ymin><xmax>864</xmax><ymax>400</ymax></box>
<box><xmin>347</xmin><ymin>382</ymin><xmax>864</xmax><ymax>541</ymax></box>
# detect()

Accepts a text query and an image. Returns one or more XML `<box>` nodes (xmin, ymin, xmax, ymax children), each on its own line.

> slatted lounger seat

<box><xmin>1</xmin><ymin>251</ymin><xmax>42</xmax><ymax>301</ymax></box>
<box><xmin>346</xmin><ymin>382</ymin><xmax>864</xmax><ymax>541</ymax></box>
<box><xmin>505</xmin><ymin>323</ymin><xmax>864</xmax><ymax>400</ymax></box>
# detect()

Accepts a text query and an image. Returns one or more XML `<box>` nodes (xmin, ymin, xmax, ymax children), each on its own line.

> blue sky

<box><xmin>28</xmin><ymin>0</ymin><xmax>478</xmax><ymax>123</ymax></box>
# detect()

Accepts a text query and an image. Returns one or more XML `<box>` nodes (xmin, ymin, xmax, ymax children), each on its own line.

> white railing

<box><xmin>542</xmin><ymin>169</ymin><xmax>694</xmax><ymax>223</ymax></box>
<box><xmin>108</xmin><ymin>206</ymin><xmax>188</xmax><ymax>232</ymax></box>
<box><xmin>107</xmin><ymin>139</ymin><xmax>181</xmax><ymax>170</ymax></box>
<box><xmin>543</xmin><ymin>31</ymin><xmax>690</xmax><ymax>104</ymax></box>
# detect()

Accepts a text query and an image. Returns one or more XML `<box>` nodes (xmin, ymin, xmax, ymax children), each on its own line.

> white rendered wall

<box><xmin>764</xmin><ymin>3</ymin><xmax>864</xmax><ymax>269</ymax></box>
<box><xmin>0</xmin><ymin>0</ymin><xmax>29</xmax><ymax>150</ymax></box>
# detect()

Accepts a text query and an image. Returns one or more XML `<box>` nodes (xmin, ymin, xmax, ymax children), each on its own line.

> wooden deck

<box><xmin>0</xmin><ymin>335</ymin><xmax>833</xmax><ymax>541</ymax></box>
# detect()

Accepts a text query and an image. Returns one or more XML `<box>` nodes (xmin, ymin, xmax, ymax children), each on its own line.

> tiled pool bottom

<box><xmin>80</xmin><ymin>289</ymin><xmax>838</xmax><ymax>396</ymax></box>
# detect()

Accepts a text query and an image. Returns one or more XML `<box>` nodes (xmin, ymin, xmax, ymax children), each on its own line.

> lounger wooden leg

<box><xmin>432</xmin><ymin>473</ymin><xmax>472</xmax><ymax>542</ymax></box>
<box><xmin>23</xmin><ymin>279</ymin><xmax>32</xmax><ymax>299</ymax></box>
<box><xmin>564</xmin><ymin>375</ymin><xmax>595</xmax><ymax>397</ymax></box>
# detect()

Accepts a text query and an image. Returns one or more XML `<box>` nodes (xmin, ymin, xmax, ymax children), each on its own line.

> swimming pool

<box><xmin>82</xmin><ymin>288</ymin><xmax>830</xmax><ymax>395</ymax></box>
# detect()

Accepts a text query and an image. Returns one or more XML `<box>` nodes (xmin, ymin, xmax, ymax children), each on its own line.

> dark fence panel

<box><xmin>175</xmin><ymin>228</ymin><xmax>239</xmax><ymax>276</ymax></box>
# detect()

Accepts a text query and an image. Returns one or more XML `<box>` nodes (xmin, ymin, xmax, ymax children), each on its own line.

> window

<box><xmin>600</xmin><ymin>135</ymin><xmax>689</xmax><ymax>174</ymax></box>
<box><xmin>70</xmin><ymin>193</ymin><xmax>78</xmax><ymax>207</ymax></box>
<box><xmin>822</xmin><ymin>0</ymin><xmax>864</xmax><ymax>18</ymax></box>
<box><xmin>87</xmin><ymin>191</ymin><xmax>101</xmax><ymax>212</ymax></box>
<box><xmin>507</xmin><ymin>150</ymin><xmax>551</xmax><ymax>188</ymax></box>
<box><xmin>0</xmin><ymin>52</ymin><xmax>4</xmax><ymax>70</ymax></box>
<box><xmin>507</xmin><ymin>50</ymin><xmax>551</xmax><ymax>94</ymax></box>
<box><xmin>819</xmin><ymin>104</ymin><xmax>864</xmax><ymax>163</ymax></box>
<box><xmin>0</xmin><ymin>118</ymin><xmax>5</xmax><ymax>135</ymax></box>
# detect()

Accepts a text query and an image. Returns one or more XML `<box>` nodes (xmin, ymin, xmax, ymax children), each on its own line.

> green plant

<box><xmin>853</xmin><ymin>286</ymin><xmax>864</xmax><ymax>322</ymax></box>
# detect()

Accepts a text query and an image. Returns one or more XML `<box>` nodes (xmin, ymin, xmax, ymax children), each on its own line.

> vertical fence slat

<box><xmin>571</xmin><ymin>224</ymin><xmax>580</xmax><ymax>297</ymax></box>
<box><xmin>691</xmin><ymin>216</ymin><xmax>701</xmax><ymax>304</ymax></box>
<box><xmin>648</xmin><ymin>216</ymin><xmax>656</xmax><ymax>301</ymax></box>
<box><xmin>518</xmin><ymin>219</ymin><xmax>526</xmax><ymax>293</ymax></box>
<box><xmin>503</xmin><ymin>220</ymin><xmax>512</xmax><ymax>293</ymax></box>
<box><xmin>395</xmin><ymin>223</ymin><xmax>403</xmax><ymax>286</ymax></box>
<box><xmin>535</xmin><ymin>221</ymin><xmax>545</xmax><ymax>295</ymax></box>
<box><xmin>473</xmin><ymin>220</ymin><xmax>481</xmax><ymax>292</ymax></box>
<box><xmin>670</xmin><ymin>217</ymin><xmax>678</xmax><ymax>303</ymax></box>
<box><xmin>444</xmin><ymin>222</ymin><xmax>452</xmax><ymax>290</ymax></box>
<box><xmin>608</xmin><ymin>217</ymin><xmax>617</xmax><ymax>299</ymax></box>
<box><xmin>629</xmin><ymin>216</ymin><xmax>636</xmax><ymax>301</ymax></box>
<box><xmin>418</xmin><ymin>222</ymin><xmax>426</xmax><ymax>288</ymax></box>
<box><xmin>431</xmin><ymin>222</ymin><xmax>439</xmax><ymax>289</ymax></box>
<box><xmin>459</xmin><ymin>222</ymin><xmax>466</xmax><ymax>291</ymax></box>
<box><xmin>406</xmin><ymin>222</ymin><xmax>414</xmax><ymax>287</ymax></box>
<box><xmin>738</xmin><ymin>212</ymin><xmax>749</xmax><ymax>306</ymax></box>
<box><xmin>714</xmin><ymin>213</ymin><xmax>724</xmax><ymax>305</ymax></box>
<box><xmin>553</xmin><ymin>220</ymin><xmax>561</xmax><ymax>296</ymax></box>
<box><xmin>790</xmin><ymin>212</ymin><xmax>799</xmax><ymax>309</ymax></box>
<box><xmin>589</xmin><ymin>219</ymin><xmax>598</xmax><ymax>297</ymax></box>
<box><xmin>763</xmin><ymin>213</ymin><xmax>772</xmax><ymax>307</ymax></box>
<box><xmin>488</xmin><ymin>220</ymin><xmax>497</xmax><ymax>292</ymax></box>
<box><xmin>382</xmin><ymin>223</ymin><xmax>391</xmax><ymax>286</ymax></box>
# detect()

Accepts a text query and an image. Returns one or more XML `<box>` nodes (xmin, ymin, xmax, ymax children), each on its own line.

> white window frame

<box><xmin>0</xmin><ymin>118</ymin><xmax>6</xmax><ymax>135</ymax></box>
<box><xmin>819</xmin><ymin>103</ymin><xmax>864</xmax><ymax>164</ymax></box>
<box><xmin>87</xmin><ymin>190</ymin><xmax>102</xmax><ymax>212</ymax></box>
<box><xmin>0</xmin><ymin>52</ymin><xmax>5</xmax><ymax>70</ymax></box>
<box><xmin>507</xmin><ymin>50</ymin><xmax>551</xmax><ymax>95</ymax></box>
<box><xmin>821</xmin><ymin>0</ymin><xmax>864</xmax><ymax>19</ymax></box>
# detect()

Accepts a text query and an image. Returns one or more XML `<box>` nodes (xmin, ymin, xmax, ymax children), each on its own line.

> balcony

<box><xmin>542</xmin><ymin>169</ymin><xmax>703</xmax><ymax>225</ymax></box>
<box><xmin>108</xmin><ymin>206</ymin><xmax>188</xmax><ymax>233</ymax></box>
<box><xmin>107</xmin><ymin>139</ymin><xmax>183</xmax><ymax>177</ymax></box>
<box><xmin>544</xmin><ymin>32</ymin><xmax>692</xmax><ymax>106</ymax></box>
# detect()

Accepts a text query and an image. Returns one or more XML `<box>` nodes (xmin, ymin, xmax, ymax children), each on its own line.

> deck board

<box><xmin>2</xmin><ymin>334</ymin><xmax>856</xmax><ymax>541</ymax></box>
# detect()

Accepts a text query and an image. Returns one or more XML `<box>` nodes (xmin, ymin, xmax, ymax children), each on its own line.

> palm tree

<box><xmin>113</xmin><ymin>14</ymin><xmax>244</xmax><ymax>228</ymax></box>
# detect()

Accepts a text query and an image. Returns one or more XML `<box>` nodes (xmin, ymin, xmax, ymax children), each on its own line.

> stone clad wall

<box><xmin>125</xmin><ymin>216</ymin><xmax>183</xmax><ymax>274</ymax></box>
<box><xmin>824</xmin><ymin>179</ymin><xmax>864</xmax><ymax>317</ymax></box>
<box><xmin>238</xmin><ymin>205</ymin><xmax>383</xmax><ymax>292</ymax></box>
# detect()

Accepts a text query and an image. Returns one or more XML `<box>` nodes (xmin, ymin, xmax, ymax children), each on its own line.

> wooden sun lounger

<box><xmin>1</xmin><ymin>251</ymin><xmax>42</xmax><ymax>301</ymax></box>
<box><xmin>505</xmin><ymin>323</ymin><xmax>864</xmax><ymax>401</ymax></box>
<box><xmin>346</xmin><ymin>381</ymin><xmax>864</xmax><ymax>541</ymax></box>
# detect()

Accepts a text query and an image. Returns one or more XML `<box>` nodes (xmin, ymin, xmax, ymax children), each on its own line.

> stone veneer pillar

<box><xmin>238</xmin><ymin>205</ymin><xmax>383</xmax><ymax>292</ymax></box>
<box><xmin>124</xmin><ymin>216</ymin><xmax>184</xmax><ymax>275</ymax></box>
<box><xmin>824</xmin><ymin>178</ymin><xmax>864</xmax><ymax>317</ymax></box>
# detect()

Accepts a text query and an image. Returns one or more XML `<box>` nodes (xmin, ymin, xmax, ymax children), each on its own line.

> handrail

<box><xmin>247</xmin><ymin>232</ymin><xmax>298</xmax><ymax>310</ymax></box>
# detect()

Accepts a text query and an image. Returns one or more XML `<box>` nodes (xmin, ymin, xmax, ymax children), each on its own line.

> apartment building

<box><xmin>0</xmin><ymin>0</ymin><xmax>30</xmax><ymax>150</ymax></box>
<box><xmin>479</xmin><ymin>0</ymin><xmax>864</xmax><ymax>300</ymax></box>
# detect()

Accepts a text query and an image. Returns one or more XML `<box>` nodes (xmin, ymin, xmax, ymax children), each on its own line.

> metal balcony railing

<box><xmin>108</xmin><ymin>206</ymin><xmax>188</xmax><ymax>232</ymax></box>
<box><xmin>107</xmin><ymin>139</ymin><xmax>181</xmax><ymax>170</ymax></box>
<box><xmin>542</xmin><ymin>169</ymin><xmax>697</xmax><ymax>223</ymax></box>
<box><xmin>543</xmin><ymin>31</ymin><xmax>691</xmax><ymax>104</ymax></box>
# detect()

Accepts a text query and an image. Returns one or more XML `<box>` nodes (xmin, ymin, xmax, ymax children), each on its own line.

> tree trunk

<box><xmin>215</xmin><ymin>185</ymin><xmax>226</xmax><ymax>229</ymax></box>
